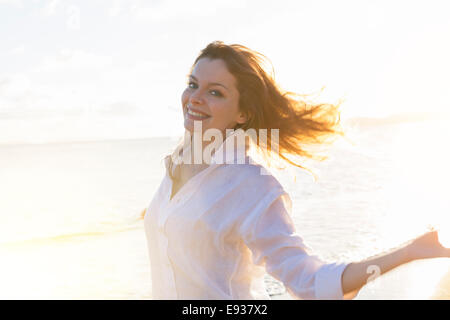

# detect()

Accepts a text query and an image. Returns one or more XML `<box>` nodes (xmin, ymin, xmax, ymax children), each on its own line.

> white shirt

<box><xmin>144</xmin><ymin>130</ymin><xmax>348</xmax><ymax>300</ymax></box>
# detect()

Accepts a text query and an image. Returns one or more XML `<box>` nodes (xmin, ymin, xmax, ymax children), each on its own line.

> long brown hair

<box><xmin>190</xmin><ymin>41</ymin><xmax>344</xmax><ymax>173</ymax></box>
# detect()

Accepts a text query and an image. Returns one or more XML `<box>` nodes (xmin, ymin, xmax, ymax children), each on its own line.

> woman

<box><xmin>143</xmin><ymin>41</ymin><xmax>450</xmax><ymax>299</ymax></box>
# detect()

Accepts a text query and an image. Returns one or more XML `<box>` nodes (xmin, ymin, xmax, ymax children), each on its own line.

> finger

<box><xmin>431</xmin><ymin>229</ymin><xmax>442</xmax><ymax>242</ymax></box>
<box><xmin>440</xmin><ymin>246</ymin><xmax>450</xmax><ymax>258</ymax></box>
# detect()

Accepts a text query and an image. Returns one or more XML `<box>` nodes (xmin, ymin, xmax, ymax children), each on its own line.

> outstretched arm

<box><xmin>341</xmin><ymin>230</ymin><xmax>450</xmax><ymax>298</ymax></box>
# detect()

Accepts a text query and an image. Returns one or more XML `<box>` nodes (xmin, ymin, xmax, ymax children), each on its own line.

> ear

<box><xmin>236</xmin><ymin>111</ymin><xmax>248</xmax><ymax>124</ymax></box>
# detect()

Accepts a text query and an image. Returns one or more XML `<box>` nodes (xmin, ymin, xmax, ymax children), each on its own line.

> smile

<box><xmin>187</xmin><ymin>108</ymin><xmax>211</xmax><ymax>120</ymax></box>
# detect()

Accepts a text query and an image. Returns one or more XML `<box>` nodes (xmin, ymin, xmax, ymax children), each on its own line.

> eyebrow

<box><xmin>188</xmin><ymin>75</ymin><xmax>229</xmax><ymax>91</ymax></box>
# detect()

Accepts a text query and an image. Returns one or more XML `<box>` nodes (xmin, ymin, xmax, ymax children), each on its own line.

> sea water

<box><xmin>1</xmin><ymin>120</ymin><xmax>449</xmax><ymax>299</ymax></box>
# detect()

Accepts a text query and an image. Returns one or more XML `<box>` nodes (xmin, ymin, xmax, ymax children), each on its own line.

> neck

<box><xmin>176</xmin><ymin>129</ymin><xmax>249</xmax><ymax>166</ymax></box>
<box><xmin>188</xmin><ymin>132</ymin><xmax>221</xmax><ymax>166</ymax></box>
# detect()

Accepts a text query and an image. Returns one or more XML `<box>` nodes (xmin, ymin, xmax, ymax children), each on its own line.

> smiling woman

<box><xmin>182</xmin><ymin>58</ymin><xmax>244</xmax><ymax>137</ymax></box>
<box><xmin>142</xmin><ymin>41</ymin><xmax>450</xmax><ymax>300</ymax></box>
<box><xmin>182</xmin><ymin>42</ymin><xmax>343</xmax><ymax>169</ymax></box>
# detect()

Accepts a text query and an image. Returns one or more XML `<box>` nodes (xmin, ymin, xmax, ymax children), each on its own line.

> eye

<box><xmin>187</xmin><ymin>81</ymin><xmax>198</xmax><ymax>89</ymax></box>
<box><xmin>210</xmin><ymin>90</ymin><xmax>223</xmax><ymax>97</ymax></box>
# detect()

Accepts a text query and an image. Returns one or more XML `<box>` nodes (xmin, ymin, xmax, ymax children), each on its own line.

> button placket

<box><xmin>158</xmin><ymin>231</ymin><xmax>177</xmax><ymax>298</ymax></box>
<box><xmin>157</xmin><ymin>177</ymin><xmax>175</xmax><ymax>230</ymax></box>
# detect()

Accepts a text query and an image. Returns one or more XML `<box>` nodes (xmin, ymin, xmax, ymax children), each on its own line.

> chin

<box><xmin>184</xmin><ymin>117</ymin><xmax>210</xmax><ymax>133</ymax></box>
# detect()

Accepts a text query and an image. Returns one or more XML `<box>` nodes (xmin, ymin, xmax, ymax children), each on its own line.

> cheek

<box><xmin>209</xmin><ymin>101</ymin><xmax>235</xmax><ymax>121</ymax></box>
<box><xmin>181</xmin><ymin>89</ymin><xmax>189</xmax><ymax>108</ymax></box>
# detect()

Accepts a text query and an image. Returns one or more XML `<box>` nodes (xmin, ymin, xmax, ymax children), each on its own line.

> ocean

<box><xmin>1</xmin><ymin>119</ymin><xmax>449</xmax><ymax>299</ymax></box>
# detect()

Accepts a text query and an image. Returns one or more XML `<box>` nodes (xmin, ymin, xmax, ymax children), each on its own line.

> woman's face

<box><xmin>181</xmin><ymin>58</ymin><xmax>247</xmax><ymax>137</ymax></box>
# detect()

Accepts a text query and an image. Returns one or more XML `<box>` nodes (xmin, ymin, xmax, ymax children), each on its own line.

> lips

<box><xmin>186</xmin><ymin>105</ymin><xmax>211</xmax><ymax>117</ymax></box>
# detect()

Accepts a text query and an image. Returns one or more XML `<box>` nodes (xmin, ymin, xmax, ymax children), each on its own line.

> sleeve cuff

<box><xmin>314</xmin><ymin>261</ymin><xmax>348</xmax><ymax>300</ymax></box>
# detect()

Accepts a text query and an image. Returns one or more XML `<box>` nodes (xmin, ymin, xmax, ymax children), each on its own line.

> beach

<box><xmin>1</xmin><ymin>119</ymin><xmax>449</xmax><ymax>299</ymax></box>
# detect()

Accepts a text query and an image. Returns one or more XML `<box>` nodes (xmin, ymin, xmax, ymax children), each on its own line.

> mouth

<box><xmin>185</xmin><ymin>106</ymin><xmax>211</xmax><ymax>120</ymax></box>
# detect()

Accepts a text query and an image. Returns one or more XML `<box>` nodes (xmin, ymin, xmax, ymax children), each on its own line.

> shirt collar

<box><xmin>210</xmin><ymin>129</ymin><xmax>250</xmax><ymax>165</ymax></box>
<box><xmin>165</xmin><ymin>129</ymin><xmax>251</xmax><ymax>174</ymax></box>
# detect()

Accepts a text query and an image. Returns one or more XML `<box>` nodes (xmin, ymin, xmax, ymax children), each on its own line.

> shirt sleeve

<box><xmin>240</xmin><ymin>191</ymin><xmax>349</xmax><ymax>300</ymax></box>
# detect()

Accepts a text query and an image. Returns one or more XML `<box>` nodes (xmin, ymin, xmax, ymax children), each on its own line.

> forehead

<box><xmin>191</xmin><ymin>58</ymin><xmax>237</xmax><ymax>87</ymax></box>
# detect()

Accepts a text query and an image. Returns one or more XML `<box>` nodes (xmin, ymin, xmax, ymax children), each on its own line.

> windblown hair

<box><xmin>192</xmin><ymin>41</ymin><xmax>344</xmax><ymax>172</ymax></box>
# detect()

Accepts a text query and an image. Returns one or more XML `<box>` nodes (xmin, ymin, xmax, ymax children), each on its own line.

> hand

<box><xmin>406</xmin><ymin>229</ymin><xmax>450</xmax><ymax>261</ymax></box>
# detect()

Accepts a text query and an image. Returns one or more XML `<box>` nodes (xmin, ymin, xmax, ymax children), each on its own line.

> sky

<box><xmin>0</xmin><ymin>0</ymin><xmax>449</xmax><ymax>142</ymax></box>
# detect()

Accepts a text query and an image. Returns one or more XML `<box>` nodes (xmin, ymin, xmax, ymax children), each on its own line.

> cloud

<box><xmin>98</xmin><ymin>101</ymin><xmax>139</xmax><ymax>116</ymax></box>
<box><xmin>107</xmin><ymin>0</ymin><xmax>122</xmax><ymax>17</ymax></box>
<box><xmin>0</xmin><ymin>50</ymin><xmax>116</xmax><ymax>115</ymax></box>
<box><xmin>9</xmin><ymin>45</ymin><xmax>25</xmax><ymax>55</ymax></box>
<box><xmin>103</xmin><ymin>0</ymin><xmax>248</xmax><ymax>22</ymax></box>
<box><xmin>0</xmin><ymin>48</ymin><xmax>179</xmax><ymax>121</ymax></box>
<box><xmin>34</xmin><ymin>49</ymin><xmax>114</xmax><ymax>73</ymax></box>
<box><xmin>130</xmin><ymin>1</ymin><xmax>216</xmax><ymax>22</ymax></box>
<box><xmin>0</xmin><ymin>0</ymin><xmax>23</xmax><ymax>8</ymax></box>
<box><xmin>40</xmin><ymin>0</ymin><xmax>60</xmax><ymax>16</ymax></box>
<box><xmin>0</xmin><ymin>74</ymin><xmax>31</xmax><ymax>99</ymax></box>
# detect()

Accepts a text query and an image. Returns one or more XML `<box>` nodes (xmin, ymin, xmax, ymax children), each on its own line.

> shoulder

<box><xmin>215</xmin><ymin>161</ymin><xmax>282</xmax><ymax>187</ymax></box>
<box><xmin>210</xmin><ymin>162</ymin><xmax>287</xmax><ymax>208</ymax></box>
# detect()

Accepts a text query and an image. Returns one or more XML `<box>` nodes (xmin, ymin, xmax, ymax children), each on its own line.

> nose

<box><xmin>188</xmin><ymin>90</ymin><xmax>204</xmax><ymax>106</ymax></box>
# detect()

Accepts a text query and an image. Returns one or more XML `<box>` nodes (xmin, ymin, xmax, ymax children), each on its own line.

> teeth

<box><xmin>188</xmin><ymin>109</ymin><xmax>209</xmax><ymax>118</ymax></box>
